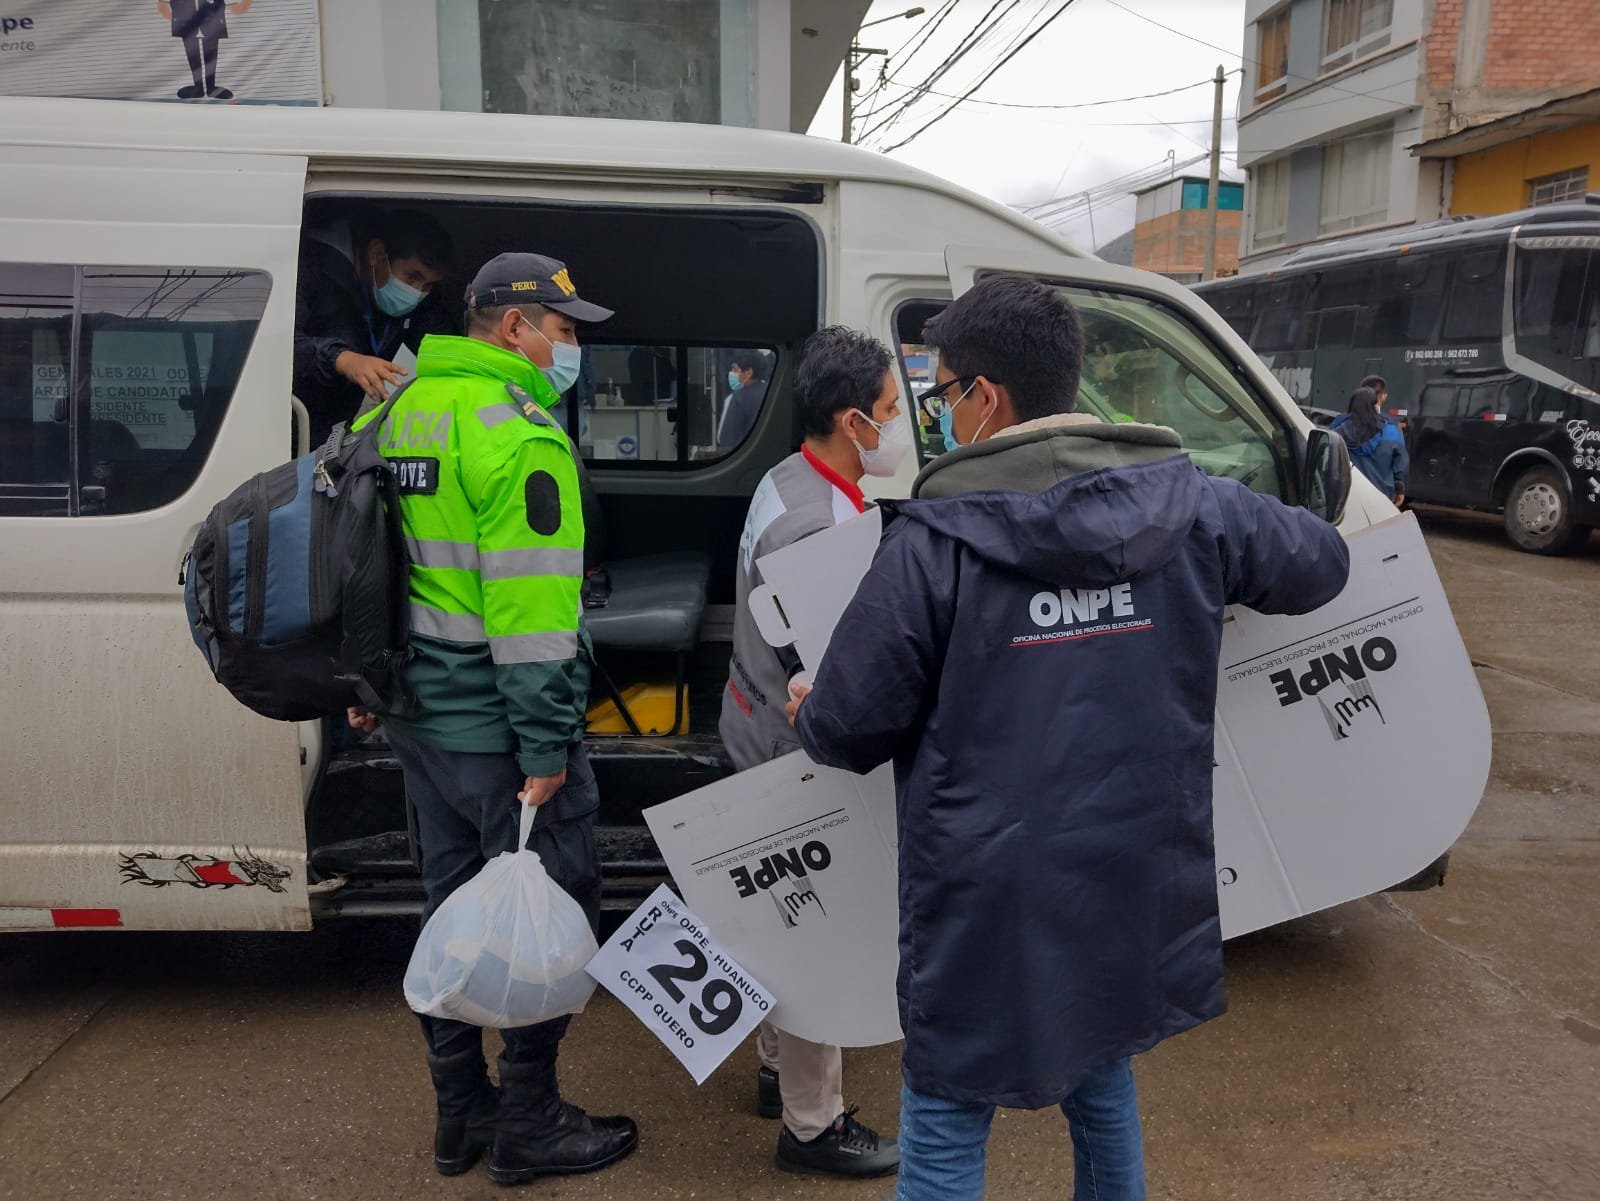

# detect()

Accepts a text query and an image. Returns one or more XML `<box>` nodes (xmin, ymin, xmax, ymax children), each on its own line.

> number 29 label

<box><xmin>587</xmin><ymin>885</ymin><xmax>776</xmax><ymax>1083</ymax></box>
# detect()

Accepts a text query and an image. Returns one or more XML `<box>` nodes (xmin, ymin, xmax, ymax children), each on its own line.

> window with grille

<box><xmin>1528</xmin><ymin>168</ymin><xmax>1589</xmax><ymax>207</ymax></box>
<box><xmin>1322</xmin><ymin>0</ymin><xmax>1393</xmax><ymax>72</ymax></box>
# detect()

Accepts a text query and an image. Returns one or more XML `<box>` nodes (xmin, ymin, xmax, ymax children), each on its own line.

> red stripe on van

<box><xmin>51</xmin><ymin>908</ymin><xmax>123</xmax><ymax>928</ymax></box>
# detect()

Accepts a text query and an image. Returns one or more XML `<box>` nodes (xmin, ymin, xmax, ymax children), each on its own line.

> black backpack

<box><xmin>181</xmin><ymin>387</ymin><xmax>414</xmax><ymax>721</ymax></box>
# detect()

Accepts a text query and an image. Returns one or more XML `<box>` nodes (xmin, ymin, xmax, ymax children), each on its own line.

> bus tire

<box><xmin>1503</xmin><ymin>465</ymin><xmax>1587</xmax><ymax>555</ymax></box>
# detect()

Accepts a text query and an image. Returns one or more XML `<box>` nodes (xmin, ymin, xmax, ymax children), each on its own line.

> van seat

<box><xmin>585</xmin><ymin>551</ymin><xmax>710</xmax><ymax>653</ymax></box>
<box><xmin>584</xmin><ymin>550</ymin><xmax>710</xmax><ymax>737</ymax></box>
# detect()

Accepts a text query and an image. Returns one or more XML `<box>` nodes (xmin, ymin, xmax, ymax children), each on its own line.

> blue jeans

<box><xmin>896</xmin><ymin>1058</ymin><xmax>1146</xmax><ymax>1201</ymax></box>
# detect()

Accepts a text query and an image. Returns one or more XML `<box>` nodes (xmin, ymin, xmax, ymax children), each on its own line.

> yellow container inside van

<box><xmin>586</xmin><ymin>682</ymin><xmax>691</xmax><ymax>736</ymax></box>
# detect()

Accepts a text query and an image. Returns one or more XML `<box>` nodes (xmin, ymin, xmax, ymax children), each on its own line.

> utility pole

<box><xmin>841</xmin><ymin>6</ymin><xmax>925</xmax><ymax>144</ymax></box>
<box><xmin>1203</xmin><ymin>63</ymin><xmax>1226</xmax><ymax>281</ymax></box>
<box><xmin>843</xmin><ymin>47</ymin><xmax>888</xmax><ymax>144</ymax></box>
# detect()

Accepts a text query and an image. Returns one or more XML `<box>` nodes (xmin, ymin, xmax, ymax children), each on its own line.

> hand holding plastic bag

<box><xmin>404</xmin><ymin>803</ymin><xmax>598</xmax><ymax>1028</ymax></box>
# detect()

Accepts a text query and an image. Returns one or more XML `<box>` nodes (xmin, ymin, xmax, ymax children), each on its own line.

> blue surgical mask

<box><xmin>526</xmin><ymin>322</ymin><xmax>582</xmax><ymax>395</ymax></box>
<box><xmin>939</xmin><ymin>380</ymin><xmax>982</xmax><ymax>453</ymax></box>
<box><xmin>727</xmin><ymin>370</ymin><xmax>742</xmax><ymax>393</ymax></box>
<box><xmin>372</xmin><ymin>254</ymin><xmax>426</xmax><ymax>317</ymax></box>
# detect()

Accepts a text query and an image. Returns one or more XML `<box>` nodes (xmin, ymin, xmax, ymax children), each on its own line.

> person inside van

<box><xmin>1332</xmin><ymin>384</ymin><xmax>1408</xmax><ymax>506</ymax></box>
<box><xmin>785</xmin><ymin>275</ymin><xmax>1350</xmax><ymax>1201</ymax></box>
<box><xmin>293</xmin><ymin>208</ymin><xmax>456</xmax><ymax>446</ymax></box>
<box><xmin>715</xmin><ymin>349</ymin><xmax>770</xmax><ymax>449</ymax></box>
<box><xmin>720</xmin><ymin>326</ymin><xmax>909</xmax><ymax>1180</ymax></box>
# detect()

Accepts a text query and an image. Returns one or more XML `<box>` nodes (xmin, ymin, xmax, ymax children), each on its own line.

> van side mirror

<box><xmin>1301</xmin><ymin>427</ymin><xmax>1351</xmax><ymax>524</ymax></box>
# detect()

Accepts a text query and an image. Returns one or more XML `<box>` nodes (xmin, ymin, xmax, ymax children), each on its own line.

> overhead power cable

<box><xmin>859</xmin><ymin>0</ymin><xmax>1024</xmax><ymax>144</ymax></box>
<box><xmin>878</xmin><ymin>0</ymin><xmax>1085</xmax><ymax>154</ymax></box>
<box><xmin>1100</xmin><ymin>0</ymin><xmax>1420</xmax><ymax>115</ymax></box>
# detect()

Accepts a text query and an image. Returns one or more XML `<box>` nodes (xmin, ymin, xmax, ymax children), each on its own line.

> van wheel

<box><xmin>1504</xmin><ymin>466</ymin><xmax>1587</xmax><ymax>554</ymax></box>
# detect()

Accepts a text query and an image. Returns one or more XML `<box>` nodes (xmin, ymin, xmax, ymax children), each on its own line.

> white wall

<box><xmin>320</xmin><ymin>0</ymin><xmax>442</xmax><ymax>111</ymax></box>
<box><xmin>1236</xmin><ymin>44</ymin><xmax>1422</xmax><ymax>170</ymax></box>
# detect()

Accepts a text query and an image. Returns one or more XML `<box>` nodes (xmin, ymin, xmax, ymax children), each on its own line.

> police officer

<box><xmin>348</xmin><ymin>252</ymin><xmax>636</xmax><ymax>1185</ymax></box>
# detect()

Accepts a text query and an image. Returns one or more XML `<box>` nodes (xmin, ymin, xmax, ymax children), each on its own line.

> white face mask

<box><xmin>851</xmin><ymin>410</ymin><xmax>914</xmax><ymax>477</ymax></box>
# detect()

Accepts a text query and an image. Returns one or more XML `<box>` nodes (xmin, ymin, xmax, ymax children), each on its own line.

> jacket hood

<box><xmin>894</xmin><ymin>414</ymin><xmax>1207</xmax><ymax>586</ymax></box>
<box><xmin>416</xmin><ymin>334</ymin><xmax>557</xmax><ymax>407</ymax></box>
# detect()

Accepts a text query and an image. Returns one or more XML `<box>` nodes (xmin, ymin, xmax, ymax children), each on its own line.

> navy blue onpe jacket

<box><xmin>795</xmin><ymin>416</ymin><xmax>1350</xmax><ymax>1108</ymax></box>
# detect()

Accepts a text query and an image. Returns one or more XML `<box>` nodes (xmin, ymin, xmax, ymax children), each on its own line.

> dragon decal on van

<box><xmin>117</xmin><ymin>850</ymin><xmax>291</xmax><ymax>894</ymax></box>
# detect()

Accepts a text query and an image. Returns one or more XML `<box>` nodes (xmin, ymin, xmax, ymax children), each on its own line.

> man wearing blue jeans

<box><xmin>787</xmin><ymin>276</ymin><xmax>1350</xmax><ymax>1200</ymax></box>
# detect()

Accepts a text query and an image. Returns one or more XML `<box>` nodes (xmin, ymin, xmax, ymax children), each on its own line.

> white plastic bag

<box><xmin>404</xmin><ymin>803</ymin><xmax>599</xmax><ymax>1028</ymax></box>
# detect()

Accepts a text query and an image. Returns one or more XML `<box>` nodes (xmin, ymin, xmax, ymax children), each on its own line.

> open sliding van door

<box><xmin>0</xmin><ymin>146</ymin><xmax>312</xmax><ymax>932</ymax></box>
<box><xmin>940</xmin><ymin>244</ymin><xmax>1490</xmax><ymax>938</ymax></box>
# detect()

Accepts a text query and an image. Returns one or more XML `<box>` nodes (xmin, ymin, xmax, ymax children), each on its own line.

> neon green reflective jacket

<box><xmin>354</xmin><ymin>334</ymin><xmax>590</xmax><ymax>776</ymax></box>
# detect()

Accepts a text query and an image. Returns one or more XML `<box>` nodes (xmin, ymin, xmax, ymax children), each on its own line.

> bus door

<box><xmin>0</xmin><ymin>146</ymin><xmax>311</xmax><ymax>932</ymax></box>
<box><xmin>1456</xmin><ymin>376</ymin><xmax>1533</xmax><ymax>502</ymax></box>
<box><xmin>1409</xmin><ymin>381</ymin><xmax>1467</xmax><ymax>504</ymax></box>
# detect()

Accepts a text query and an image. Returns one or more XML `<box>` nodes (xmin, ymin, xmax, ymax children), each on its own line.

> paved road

<box><xmin>2</xmin><ymin>514</ymin><xmax>1596</xmax><ymax>1201</ymax></box>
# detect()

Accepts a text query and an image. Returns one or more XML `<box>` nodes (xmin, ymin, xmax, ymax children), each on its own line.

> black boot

<box><xmin>487</xmin><ymin>1053</ymin><xmax>638</xmax><ymax>1185</ymax></box>
<box><xmin>427</xmin><ymin>1048</ymin><xmax>498</xmax><ymax>1176</ymax></box>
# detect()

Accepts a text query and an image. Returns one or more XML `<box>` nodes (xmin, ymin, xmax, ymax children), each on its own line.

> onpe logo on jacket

<box><xmin>1012</xmin><ymin>582</ymin><xmax>1153</xmax><ymax>649</ymax></box>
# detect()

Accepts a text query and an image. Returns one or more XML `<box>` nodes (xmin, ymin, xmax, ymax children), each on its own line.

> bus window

<box><xmin>1513</xmin><ymin>242</ymin><xmax>1596</xmax><ymax>390</ymax></box>
<box><xmin>1462</xmin><ymin>382</ymin><xmax>1499</xmax><ymax>420</ymax></box>
<box><xmin>1499</xmin><ymin>377</ymin><xmax>1534</xmax><ymax>422</ymax></box>
<box><xmin>1441</xmin><ymin>247</ymin><xmax>1507</xmax><ymax>342</ymax></box>
<box><xmin>1206</xmin><ymin>283</ymin><xmax>1256</xmax><ymax>341</ymax></box>
<box><xmin>1316</xmin><ymin>307</ymin><xmax>1358</xmax><ymax>349</ymax></box>
<box><xmin>1418</xmin><ymin>384</ymin><xmax>1463</xmax><ymax>420</ymax></box>
<box><xmin>1398</xmin><ymin>253</ymin><xmax>1448</xmax><ymax>345</ymax></box>
<box><xmin>1255</xmin><ymin>279</ymin><xmax>1308</xmax><ymax>352</ymax></box>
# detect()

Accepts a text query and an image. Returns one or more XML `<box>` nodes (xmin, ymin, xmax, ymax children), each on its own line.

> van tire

<box><xmin>1503</xmin><ymin>466</ymin><xmax>1588</xmax><ymax>555</ymax></box>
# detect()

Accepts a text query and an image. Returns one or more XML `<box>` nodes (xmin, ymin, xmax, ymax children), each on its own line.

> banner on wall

<box><xmin>0</xmin><ymin>1</ymin><xmax>322</xmax><ymax>106</ymax></box>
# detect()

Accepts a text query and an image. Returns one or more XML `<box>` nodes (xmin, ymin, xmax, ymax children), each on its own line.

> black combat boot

<box><xmin>486</xmin><ymin>1053</ymin><xmax>638</xmax><ymax>1185</ymax></box>
<box><xmin>427</xmin><ymin>1048</ymin><xmax>499</xmax><ymax>1176</ymax></box>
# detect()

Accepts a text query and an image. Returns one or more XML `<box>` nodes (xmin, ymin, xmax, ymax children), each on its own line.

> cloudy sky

<box><xmin>805</xmin><ymin>0</ymin><xmax>1249</xmax><ymax>252</ymax></box>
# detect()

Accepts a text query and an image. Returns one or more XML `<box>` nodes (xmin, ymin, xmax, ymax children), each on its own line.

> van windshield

<box><xmin>1070</xmin><ymin>287</ymin><xmax>1291</xmax><ymax>498</ymax></box>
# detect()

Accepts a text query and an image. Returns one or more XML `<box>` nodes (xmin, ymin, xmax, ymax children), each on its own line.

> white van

<box><xmin>0</xmin><ymin>97</ymin><xmax>1448</xmax><ymax>934</ymax></box>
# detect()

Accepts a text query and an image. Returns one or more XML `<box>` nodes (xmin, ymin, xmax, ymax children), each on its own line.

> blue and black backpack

<box><xmin>181</xmin><ymin>387</ymin><xmax>414</xmax><ymax>722</ymax></box>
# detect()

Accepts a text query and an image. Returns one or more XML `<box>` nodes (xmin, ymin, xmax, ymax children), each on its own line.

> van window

<box><xmin>897</xmin><ymin>287</ymin><xmax>1292</xmax><ymax>499</ymax></box>
<box><xmin>550</xmin><ymin>341</ymin><xmax>778</xmax><ymax>465</ymax></box>
<box><xmin>0</xmin><ymin>264</ymin><xmax>75</xmax><ymax>516</ymax></box>
<box><xmin>299</xmin><ymin>197</ymin><xmax>819</xmax><ymax>479</ymax></box>
<box><xmin>0</xmin><ymin>263</ymin><xmax>269</xmax><ymax>517</ymax></box>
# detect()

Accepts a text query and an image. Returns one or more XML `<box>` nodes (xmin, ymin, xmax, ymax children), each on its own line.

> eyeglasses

<box><xmin>917</xmin><ymin>375</ymin><xmax>985</xmax><ymax>420</ymax></box>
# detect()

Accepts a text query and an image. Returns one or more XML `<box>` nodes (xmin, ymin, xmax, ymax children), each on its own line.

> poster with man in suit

<box><xmin>160</xmin><ymin>0</ymin><xmax>252</xmax><ymax>100</ymax></box>
<box><xmin>0</xmin><ymin>0</ymin><xmax>320</xmax><ymax>106</ymax></box>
